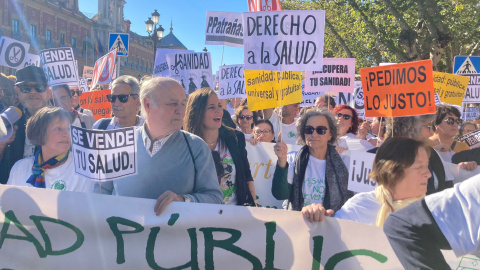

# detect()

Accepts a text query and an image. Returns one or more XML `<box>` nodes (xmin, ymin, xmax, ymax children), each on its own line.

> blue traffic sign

<box><xmin>454</xmin><ymin>56</ymin><xmax>480</xmax><ymax>74</ymax></box>
<box><xmin>109</xmin><ymin>33</ymin><xmax>129</xmax><ymax>57</ymax></box>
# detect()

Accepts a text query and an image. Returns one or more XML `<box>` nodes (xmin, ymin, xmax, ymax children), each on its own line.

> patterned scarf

<box><xmin>26</xmin><ymin>149</ymin><xmax>70</xmax><ymax>188</ymax></box>
<box><xmin>375</xmin><ymin>185</ymin><xmax>425</xmax><ymax>227</ymax></box>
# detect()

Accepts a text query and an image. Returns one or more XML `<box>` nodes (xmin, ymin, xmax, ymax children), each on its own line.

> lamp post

<box><xmin>145</xmin><ymin>9</ymin><xmax>165</xmax><ymax>59</ymax></box>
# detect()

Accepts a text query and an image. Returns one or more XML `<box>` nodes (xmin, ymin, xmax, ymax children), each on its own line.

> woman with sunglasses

<box><xmin>233</xmin><ymin>105</ymin><xmax>257</xmax><ymax>140</ymax></box>
<box><xmin>184</xmin><ymin>88</ymin><xmax>257</xmax><ymax>206</ymax></box>
<box><xmin>272</xmin><ymin>109</ymin><xmax>353</xmax><ymax>212</ymax></box>
<box><xmin>332</xmin><ymin>105</ymin><xmax>359</xmax><ymax>151</ymax></box>
<box><xmin>429</xmin><ymin>105</ymin><xmax>470</xmax><ymax>154</ymax></box>
<box><xmin>70</xmin><ymin>87</ymin><xmax>93</xmax><ymax>117</ymax></box>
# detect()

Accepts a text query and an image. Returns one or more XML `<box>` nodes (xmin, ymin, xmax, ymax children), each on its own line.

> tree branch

<box><xmin>325</xmin><ymin>18</ymin><xmax>353</xmax><ymax>58</ymax></box>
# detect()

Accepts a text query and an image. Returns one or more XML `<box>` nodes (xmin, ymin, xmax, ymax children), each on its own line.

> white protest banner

<box><xmin>166</xmin><ymin>52</ymin><xmax>213</xmax><ymax>94</ymax></box>
<box><xmin>243</xmin><ymin>10</ymin><xmax>325</xmax><ymax>71</ymax></box>
<box><xmin>39</xmin><ymin>47</ymin><xmax>78</xmax><ymax>87</ymax></box>
<box><xmin>462</xmin><ymin>74</ymin><xmax>480</xmax><ymax>103</ymax></box>
<box><xmin>70</xmin><ymin>126</ymin><xmax>137</xmax><ymax>181</ymax></box>
<box><xmin>246</xmin><ymin>142</ymin><xmax>302</xmax><ymax>208</ymax></box>
<box><xmin>22</xmin><ymin>53</ymin><xmax>41</xmax><ymax>68</ymax></box>
<box><xmin>464</xmin><ymin>106</ymin><xmax>479</xmax><ymax>121</ymax></box>
<box><xmin>347</xmin><ymin>150</ymin><xmax>377</xmax><ymax>193</ymax></box>
<box><xmin>459</xmin><ymin>129</ymin><xmax>480</xmax><ymax>149</ymax></box>
<box><xmin>91</xmin><ymin>49</ymin><xmax>117</xmax><ymax>90</ymax></box>
<box><xmin>218</xmin><ymin>64</ymin><xmax>246</xmax><ymax>99</ymax></box>
<box><xmin>300</xmin><ymin>81</ymin><xmax>322</xmax><ymax>107</ymax></box>
<box><xmin>78</xmin><ymin>77</ymin><xmax>89</xmax><ymax>93</ymax></box>
<box><xmin>0</xmin><ymin>185</ymin><xmax>470</xmax><ymax>269</ymax></box>
<box><xmin>152</xmin><ymin>49</ymin><xmax>193</xmax><ymax>78</ymax></box>
<box><xmin>353</xmin><ymin>81</ymin><xmax>366</xmax><ymax>118</ymax></box>
<box><xmin>205</xmin><ymin>11</ymin><xmax>244</xmax><ymax>48</ymax></box>
<box><xmin>305</xmin><ymin>58</ymin><xmax>356</xmax><ymax>93</ymax></box>
<box><xmin>82</xmin><ymin>66</ymin><xmax>94</xmax><ymax>78</ymax></box>
<box><xmin>0</xmin><ymin>36</ymin><xmax>30</xmax><ymax>69</ymax></box>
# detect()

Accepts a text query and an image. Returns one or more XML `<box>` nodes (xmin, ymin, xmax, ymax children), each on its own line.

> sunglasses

<box><xmin>422</xmin><ymin>124</ymin><xmax>434</xmax><ymax>131</ymax></box>
<box><xmin>71</xmin><ymin>90</ymin><xmax>82</xmax><ymax>96</ymax></box>
<box><xmin>254</xmin><ymin>129</ymin><xmax>272</xmax><ymax>135</ymax></box>
<box><xmin>336</xmin><ymin>113</ymin><xmax>352</xmax><ymax>120</ymax></box>
<box><xmin>239</xmin><ymin>115</ymin><xmax>253</xmax><ymax>120</ymax></box>
<box><xmin>106</xmin><ymin>94</ymin><xmax>139</xmax><ymax>103</ymax></box>
<box><xmin>304</xmin><ymin>125</ymin><xmax>328</xmax><ymax>135</ymax></box>
<box><xmin>18</xmin><ymin>84</ymin><xmax>47</xmax><ymax>93</ymax></box>
<box><xmin>444</xmin><ymin>117</ymin><xmax>462</xmax><ymax>126</ymax></box>
<box><xmin>211</xmin><ymin>151</ymin><xmax>225</xmax><ymax>177</ymax></box>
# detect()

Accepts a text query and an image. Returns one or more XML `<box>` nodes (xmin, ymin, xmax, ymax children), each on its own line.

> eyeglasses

<box><xmin>211</xmin><ymin>151</ymin><xmax>225</xmax><ymax>177</ymax></box>
<box><xmin>304</xmin><ymin>125</ymin><xmax>328</xmax><ymax>135</ymax></box>
<box><xmin>18</xmin><ymin>84</ymin><xmax>47</xmax><ymax>93</ymax></box>
<box><xmin>336</xmin><ymin>113</ymin><xmax>352</xmax><ymax>120</ymax></box>
<box><xmin>106</xmin><ymin>94</ymin><xmax>139</xmax><ymax>103</ymax></box>
<box><xmin>71</xmin><ymin>90</ymin><xmax>82</xmax><ymax>96</ymax></box>
<box><xmin>239</xmin><ymin>115</ymin><xmax>253</xmax><ymax>120</ymax></box>
<box><xmin>254</xmin><ymin>129</ymin><xmax>272</xmax><ymax>135</ymax></box>
<box><xmin>444</xmin><ymin>117</ymin><xmax>462</xmax><ymax>126</ymax></box>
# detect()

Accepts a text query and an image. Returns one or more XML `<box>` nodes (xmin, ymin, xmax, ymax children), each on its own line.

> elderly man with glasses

<box><xmin>92</xmin><ymin>75</ymin><xmax>145</xmax><ymax>130</ymax></box>
<box><xmin>0</xmin><ymin>66</ymin><xmax>52</xmax><ymax>183</ymax></box>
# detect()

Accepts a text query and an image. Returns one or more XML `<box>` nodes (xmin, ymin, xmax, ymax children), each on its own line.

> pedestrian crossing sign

<box><xmin>454</xmin><ymin>56</ymin><xmax>480</xmax><ymax>74</ymax></box>
<box><xmin>109</xmin><ymin>33</ymin><xmax>129</xmax><ymax>57</ymax></box>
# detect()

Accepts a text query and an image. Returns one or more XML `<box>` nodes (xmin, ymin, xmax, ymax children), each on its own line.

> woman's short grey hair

<box><xmin>139</xmin><ymin>77</ymin><xmax>182</xmax><ymax>117</ymax></box>
<box><xmin>385</xmin><ymin>114</ymin><xmax>435</xmax><ymax>140</ymax></box>
<box><xmin>26</xmin><ymin>107</ymin><xmax>72</xmax><ymax>146</ymax></box>
<box><xmin>112</xmin><ymin>75</ymin><xmax>140</xmax><ymax>95</ymax></box>
<box><xmin>297</xmin><ymin>108</ymin><xmax>338</xmax><ymax>145</ymax></box>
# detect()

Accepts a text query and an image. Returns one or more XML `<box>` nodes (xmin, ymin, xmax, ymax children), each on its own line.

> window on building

<box><xmin>72</xmin><ymin>37</ymin><xmax>77</xmax><ymax>48</ymax></box>
<box><xmin>82</xmin><ymin>41</ymin><xmax>87</xmax><ymax>52</ymax></box>
<box><xmin>30</xmin><ymin>25</ymin><xmax>37</xmax><ymax>38</ymax></box>
<box><xmin>136</xmin><ymin>58</ymin><xmax>139</xmax><ymax>70</ymax></box>
<box><xmin>60</xmin><ymin>34</ymin><xmax>65</xmax><ymax>45</ymax></box>
<box><xmin>46</xmin><ymin>30</ymin><xmax>52</xmax><ymax>41</ymax></box>
<box><xmin>131</xmin><ymin>56</ymin><xmax>134</xmax><ymax>69</ymax></box>
<box><xmin>12</xmin><ymin>19</ymin><xmax>19</xmax><ymax>33</ymax></box>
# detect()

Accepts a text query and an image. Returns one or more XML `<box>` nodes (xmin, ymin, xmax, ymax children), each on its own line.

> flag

<box><xmin>94</xmin><ymin>34</ymin><xmax>104</xmax><ymax>55</ymax></box>
<box><xmin>248</xmin><ymin>0</ymin><xmax>282</xmax><ymax>12</ymax></box>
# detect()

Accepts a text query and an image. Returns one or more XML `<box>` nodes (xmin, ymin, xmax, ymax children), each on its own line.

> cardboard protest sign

<box><xmin>152</xmin><ymin>49</ymin><xmax>193</xmax><ymax>78</ymax></box>
<box><xmin>0</xmin><ymin>185</ymin><xmax>470</xmax><ymax>269</ymax></box>
<box><xmin>22</xmin><ymin>53</ymin><xmax>40</xmax><ymax>68</ymax></box>
<box><xmin>166</xmin><ymin>52</ymin><xmax>213</xmax><ymax>94</ymax></box>
<box><xmin>39</xmin><ymin>47</ymin><xmax>78</xmax><ymax>87</ymax></box>
<box><xmin>78</xmin><ymin>89</ymin><xmax>111</xmax><ymax>120</ymax></box>
<box><xmin>463</xmin><ymin>106</ymin><xmax>479</xmax><ymax>121</ymax></box>
<box><xmin>304</xmin><ymin>58</ymin><xmax>355</xmax><ymax>93</ymax></box>
<box><xmin>78</xmin><ymin>77</ymin><xmax>89</xmax><ymax>93</ymax></box>
<box><xmin>458</xmin><ymin>129</ymin><xmax>480</xmax><ymax>149</ymax></box>
<box><xmin>91</xmin><ymin>49</ymin><xmax>117</xmax><ymax>90</ymax></box>
<box><xmin>205</xmin><ymin>11</ymin><xmax>244</xmax><ymax>48</ymax></box>
<box><xmin>432</xmin><ymin>71</ymin><xmax>469</xmax><ymax>106</ymax></box>
<box><xmin>245</xmin><ymin>70</ymin><xmax>302</xmax><ymax>111</ymax></box>
<box><xmin>300</xmin><ymin>80</ymin><xmax>322</xmax><ymax>107</ymax></box>
<box><xmin>71</xmin><ymin>126</ymin><xmax>137</xmax><ymax>181</ymax></box>
<box><xmin>0</xmin><ymin>36</ymin><xmax>30</xmax><ymax>69</ymax></box>
<box><xmin>348</xmin><ymin>150</ymin><xmax>377</xmax><ymax>193</ymax></box>
<box><xmin>461</xmin><ymin>74</ymin><xmax>480</xmax><ymax>103</ymax></box>
<box><xmin>246</xmin><ymin>142</ymin><xmax>302</xmax><ymax>208</ymax></box>
<box><xmin>82</xmin><ymin>66</ymin><xmax>94</xmax><ymax>78</ymax></box>
<box><xmin>218</xmin><ymin>64</ymin><xmax>246</xmax><ymax>99</ymax></box>
<box><xmin>243</xmin><ymin>10</ymin><xmax>325</xmax><ymax>71</ymax></box>
<box><xmin>360</xmin><ymin>59</ymin><xmax>436</xmax><ymax>117</ymax></box>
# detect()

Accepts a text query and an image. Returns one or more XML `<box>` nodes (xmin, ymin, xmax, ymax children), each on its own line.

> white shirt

<box><xmin>335</xmin><ymin>191</ymin><xmax>379</xmax><ymax>225</ymax></box>
<box><xmin>269</xmin><ymin>111</ymin><xmax>299</xmax><ymax>145</ymax></box>
<box><xmin>141</xmin><ymin>125</ymin><xmax>174</xmax><ymax>157</ymax></box>
<box><xmin>7</xmin><ymin>153</ymin><xmax>95</xmax><ymax>192</ymax></box>
<box><xmin>92</xmin><ymin>116</ymin><xmax>145</xmax><ymax>130</ymax></box>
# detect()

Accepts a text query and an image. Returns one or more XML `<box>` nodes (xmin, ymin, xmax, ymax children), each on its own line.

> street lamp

<box><xmin>202</xmin><ymin>47</ymin><xmax>208</xmax><ymax>52</ymax></box>
<box><xmin>145</xmin><ymin>9</ymin><xmax>165</xmax><ymax>59</ymax></box>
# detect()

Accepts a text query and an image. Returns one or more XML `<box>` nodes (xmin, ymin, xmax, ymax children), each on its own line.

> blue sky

<box><xmin>79</xmin><ymin>0</ymin><xmax>248</xmax><ymax>73</ymax></box>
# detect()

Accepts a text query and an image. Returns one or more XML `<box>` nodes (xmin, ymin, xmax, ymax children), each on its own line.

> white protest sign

<box><xmin>300</xmin><ymin>81</ymin><xmax>322</xmax><ymax>107</ymax></box>
<box><xmin>0</xmin><ymin>185</ymin><xmax>470</xmax><ymax>269</ymax></box>
<box><xmin>82</xmin><ymin>66</ymin><xmax>94</xmax><ymax>78</ymax></box>
<box><xmin>459</xmin><ymin>129</ymin><xmax>480</xmax><ymax>149</ymax></box>
<box><xmin>464</xmin><ymin>106</ymin><xmax>479</xmax><ymax>121</ymax></box>
<box><xmin>461</xmin><ymin>74</ymin><xmax>480</xmax><ymax>103</ymax></box>
<box><xmin>246</xmin><ymin>142</ymin><xmax>302</xmax><ymax>208</ymax></box>
<box><xmin>243</xmin><ymin>10</ymin><xmax>325</xmax><ymax>71</ymax></box>
<box><xmin>166</xmin><ymin>52</ymin><xmax>213</xmax><ymax>94</ymax></box>
<box><xmin>218</xmin><ymin>64</ymin><xmax>246</xmax><ymax>99</ymax></box>
<box><xmin>353</xmin><ymin>81</ymin><xmax>366</xmax><ymax>118</ymax></box>
<box><xmin>39</xmin><ymin>47</ymin><xmax>78</xmax><ymax>87</ymax></box>
<box><xmin>348</xmin><ymin>150</ymin><xmax>377</xmax><ymax>193</ymax></box>
<box><xmin>205</xmin><ymin>11</ymin><xmax>244</xmax><ymax>48</ymax></box>
<box><xmin>22</xmin><ymin>53</ymin><xmax>40</xmax><ymax>68</ymax></box>
<box><xmin>91</xmin><ymin>49</ymin><xmax>117</xmax><ymax>90</ymax></box>
<box><xmin>0</xmin><ymin>36</ymin><xmax>30</xmax><ymax>69</ymax></box>
<box><xmin>152</xmin><ymin>49</ymin><xmax>193</xmax><ymax>78</ymax></box>
<box><xmin>78</xmin><ymin>77</ymin><xmax>88</xmax><ymax>93</ymax></box>
<box><xmin>70</xmin><ymin>126</ymin><xmax>137</xmax><ymax>181</ymax></box>
<box><xmin>305</xmin><ymin>58</ymin><xmax>356</xmax><ymax>93</ymax></box>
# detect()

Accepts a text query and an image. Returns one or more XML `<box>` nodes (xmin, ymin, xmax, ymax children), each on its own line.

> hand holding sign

<box><xmin>274</xmin><ymin>131</ymin><xmax>288</xmax><ymax>167</ymax></box>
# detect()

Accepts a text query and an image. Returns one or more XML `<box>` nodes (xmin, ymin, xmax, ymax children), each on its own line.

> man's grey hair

<box><xmin>112</xmin><ymin>75</ymin><xmax>140</xmax><ymax>95</ymax></box>
<box><xmin>139</xmin><ymin>77</ymin><xmax>182</xmax><ymax>117</ymax></box>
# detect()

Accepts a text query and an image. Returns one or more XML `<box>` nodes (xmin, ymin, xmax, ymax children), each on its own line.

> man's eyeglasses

<box><xmin>106</xmin><ymin>94</ymin><xmax>139</xmax><ymax>103</ymax></box>
<box><xmin>254</xmin><ymin>129</ymin><xmax>272</xmax><ymax>135</ymax></box>
<box><xmin>211</xmin><ymin>151</ymin><xmax>225</xmax><ymax>177</ymax></box>
<box><xmin>71</xmin><ymin>90</ymin><xmax>82</xmax><ymax>96</ymax></box>
<box><xmin>336</xmin><ymin>113</ymin><xmax>352</xmax><ymax>120</ymax></box>
<box><xmin>444</xmin><ymin>117</ymin><xmax>462</xmax><ymax>126</ymax></box>
<box><xmin>304</xmin><ymin>125</ymin><xmax>328</xmax><ymax>135</ymax></box>
<box><xmin>239</xmin><ymin>115</ymin><xmax>253</xmax><ymax>120</ymax></box>
<box><xmin>18</xmin><ymin>84</ymin><xmax>47</xmax><ymax>93</ymax></box>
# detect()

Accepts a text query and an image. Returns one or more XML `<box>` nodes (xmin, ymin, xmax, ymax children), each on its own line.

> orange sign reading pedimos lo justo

<box><xmin>360</xmin><ymin>60</ymin><xmax>436</xmax><ymax>117</ymax></box>
<box><xmin>78</xmin><ymin>89</ymin><xmax>112</xmax><ymax>120</ymax></box>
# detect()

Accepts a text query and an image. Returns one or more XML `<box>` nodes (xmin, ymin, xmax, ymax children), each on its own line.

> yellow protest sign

<box><xmin>433</xmin><ymin>71</ymin><xmax>469</xmax><ymax>106</ymax></box>
<box><xmin>245</xmin><ymin>70</ymin><xmax>302</xmax><ymax>111</ymax></box>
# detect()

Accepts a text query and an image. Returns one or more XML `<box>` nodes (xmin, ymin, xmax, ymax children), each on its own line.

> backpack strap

<box><xmin>98</xmin><ymin>118</ymin><xmax>111</xmax><ymax>130</ymax></box>
<box><xmin>182</xmin><ymin>131</ymin><xmax>197</xmax><ymax>181</ymax></box>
